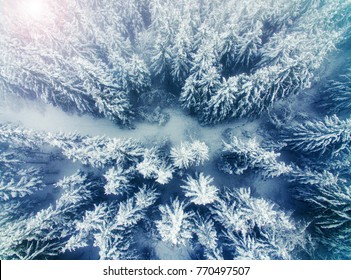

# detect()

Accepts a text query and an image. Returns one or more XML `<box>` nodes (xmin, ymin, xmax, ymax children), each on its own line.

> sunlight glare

<box><xmin>19</xmin><ymin>0</ymin><xmax>46</xmax><ymax>20</ymax></box>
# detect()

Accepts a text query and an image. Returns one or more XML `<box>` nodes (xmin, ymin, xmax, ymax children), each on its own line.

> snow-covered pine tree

<box><xmin>136</xmin><ymin>148</ymin><xmax>163</xmax><ymax>179</ymax></box>
<box><xmin>115</xmin><ymin>0</ymin><xmax>147</xmax><ymax>39</ymax></box>
<box><xmin>170</xmin><ymin>24</ymin><xmax>193</xmax><ymax>86</ymax></box>
<box><xmin>319</xmin><ymin>65</ymin><xmax>351</xmax><ymax>115</ymax></box>
<box><xmin>0</xmin><ymin>0</ymin><xmax>152</xmax><ymax>125</ymax></box>
<box><xmin>288</xmin><ymin>166</ymin><xmax>340</xmax><ymax>189</ymax></box>
<box><xmin>0</xmin><ymin>124</ymin><xmax>47</xmax><ymax>202</ymax></box>
<box><xmin>180</xmin><ymin>173</ymin><xmax>219</xmax><ymax>205</ymax></box>
<box><xmin>289</xmin><ymin>169</ymin><xmax>351</xmax><ymax>259</ymax></box>
<box><xmin>65</xmin><ymin>186</ymin><xmax>159</xmax><ymax>259</ymax></box>
<box><xmin>0</xmin><ymin>123</ymin><xmax>43</xmax><ymax>149</ymax></box>
<box><xmin>180</xmin><ymin>42</ymin><xmax>222</xmax><ymax>114</ymax></box>
<box><xmin>233</xmin><ymin>20</ymin><xmax>263</xmax><ymax>68</ymax></box>
<box><xmin>125</xmin><ymin>55</ymin><xmax>151</xmax><ymax>95</ymax></box>
<box><xmin>150</xmin><ymin>36</ymin><xmax>173</xmax><ymax>83</ymax></box>
<box><xmin>103</xmin><ymin>166</ymin><xmax>133</xmax><ymax>196</ymax></box>
<box><xmin>136</xmin><ymin>148</ymin><xmax>173</xmax><ymax>185</ymax></box>
<box><xmin>202</xmin><ymin>1</ymin><xmax>349</xmax><ymax>124</ymax></box>
<box><xmin>47</xmin><ymin>132</ymin><xmax>144</xmax><ymax>168</ymax></box>
<box><xmin>155</xmin><ymin>163</ymin><xmax>174</xmax><ymax>185</ymax></box>
<box><xmin>0</xmin><ymin>171</ymin><xmax>95</xmax><ymax>259</ymax></box>
<box><xmin>211</xmin><ymin>188</ymin><xmax>308</xmax><ymax>260</ymax></box>
<box><xmin>221</xmin><ymin>136</ymin><xmax>292</xmax><ymax>178</ymax></box>
<box><xmin>194</xmin><ymin>215</ymin><xmax>223</xmax><ymax>260</ymax></box>
<box><xmin>155</xmin><ymin>198</ymin><xmax>194</xmax><ymax>246</ymax></box>
<box><xmin>203</xmin><ymin>75</ymin><xmax>240</xmax><ymax>123</ymax></box>
<box><xmin>0</xmin><ymin>167</ymin><xmax>43</xmax><ymax>202</ymax></box>
<box><xmin>170</xmin><ymin>140</ymin><xmax>209</xmax><ymax>169</ymax></box>
<box><xmin>283</xmin><ymin>115</ymin><xmax>351</xmax><ymax>156</ymax></box>
<box><xmin>149</xmin><ymin>0</ymin><xmax>175</xmax><ymax>34</ymax></box>
<box><xmin>1</xmin><ymin>125</ymin><xmax>144</xmax><ymax>169</ymax></box>
<box><xmin>218</xmin><ymin>23</ymin><xmax>239</xmax><ymax>72</ymax></box>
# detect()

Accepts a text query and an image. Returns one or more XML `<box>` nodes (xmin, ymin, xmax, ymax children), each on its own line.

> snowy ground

<box><xmin>0</xmin><ymin>98</ymin><xmax>260</xmax><ymax>155</ymax></box>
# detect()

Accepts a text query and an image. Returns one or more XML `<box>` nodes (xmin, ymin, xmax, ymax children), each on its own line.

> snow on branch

<box><xmin>283</xmin><ymin>115</ymin><xmax>351</xmax><ymax>156</ymax></box>
<box><xmin>211</xmin><ymin>188</ymin><xmax>308</xmax><ymax>260</ymax></box>
<box><xmin>170</xmin><ymin>140</ymin><xmax>209</xmax><ymax>169</ymax></box>
<box><xmin>181</xmin><ymin>173</ymin><xmax>219</xmax><ymax>205</ymax></box>
<box><xmin>221</xmin><ymin>136</ymin><xmax>292</xmax><ymax>178</ymax></box>
<box><xmin>155</xmin><ymin>198</ymin><xmax>194</xmax><ymax>246</ymax></box>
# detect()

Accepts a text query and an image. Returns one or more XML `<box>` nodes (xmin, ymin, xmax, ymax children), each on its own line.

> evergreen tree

<box><xmin>125</xmin><ymin>55</ymin><xmax>151</xmax><ymax>94</ymax></box>
<box><xmin>65</xmin><ymin>186</ymin><xmax>159</xmax><ymax>259</ymax></box>
<box><xmin>103</xmin><ymin>166</ymin><xmax>133</xmax><ymax>196</ymax></box>
<box><xmin>194</xmin><ymin>215</ymin><xmax>223</xmax><ymax>260</ymax></box>
<box><xmin>218</xmin><ymin>23</ymin><xmax>239</xmax><ymax>71</ymax></box>
<box><xmin>286</xmin><ymin>156</ymin><xmax>351</xmax><ymax>259</ymax></box>
<box><xmin>181</xmin><ymin>173</ymin><xmax>219</xmax><ymax>205</ymax></box>
<box><xmin>47</xmin><ymin>133</ymin><xmax>144</xmax><ymax>168</ymax></box>
<box><xmin>0</xmin><ymin>123</ymin><xmax>42</xmax><ymax>149</ymax></box>
<box><xmin>170</xmin><ymin>24</ymin><xmax>193</xmax><ymax>86</ymax></box>
<box><xmin>283</xmin><ymin>115</ymin><xmax>351</xmax><ymax>156</ymax></box>
<box><xmin>288</xmin><ymin>166</ymin><xmax>340</xmax><ymax>189</ymax></box>
<box><xmin>221</xmin><ymin>136</ymin><xmax>292</xmax><ymax>178</ymax></box>
<box><xmin>0</xmin><ymin>171</ymin><xmax>95</xmax><ymax>259</ymax></box>
<box><xmin>319</xmin><ymin>65</ymin><xmax>351</xmax><ymax>115</ymax></box>
<box><xmin>136</xmin><ymin>148</ymin><xmax>173</xmax><ymax>185</ymax></box>
<box><xmin>170</xmin><ymin>140</ymin><xmax>209</xmax><ymax>169</ymax></box>
<box><xmin>289</xmin><ymin>169</ymin><xmax>351</xmax><ymax>259</ymax></box>
<box><xmin>234</xmin><ymin>20</ymin><xmax>263</xmax><ymax>67</ymax></box>
<box><xmin>155</xmin><ymin>198</ymin><xmax>194</xmax><ymax>246</ymax></box>
<box><xmin>180</xmin><ymin>43</ymin><xmax>222</xmax><ymax>113</ymax></box>
<box><xmin>0</xmin><ymin>167</ymin><xmax>43</xmax><ymax>201</ymax></box>
<box><xmin>0</xmin><ymin>0</ymin><xmax>152</xmax><ymax>125</ymax></box>
<box><xmin>150</xmin><ymin>36</ymin><xmax>173</xmax><ymax>83</ymax></box>
<box><xmin>211</xmin><ymin>188</ymin><xmax>308</xmax><ymax>260</ymax></box>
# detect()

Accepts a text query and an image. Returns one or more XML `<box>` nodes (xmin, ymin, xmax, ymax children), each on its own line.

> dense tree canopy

<box><xmin>0</xmin><ymin>0</ymin><xmax>351</xmax><ymax>260</ymax></box>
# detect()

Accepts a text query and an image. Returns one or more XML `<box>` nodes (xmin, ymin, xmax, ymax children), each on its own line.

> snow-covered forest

<box><xmin>0</xmin><ymin>0</ymin><xmax>351</xmax><ymax>260</ymax></box>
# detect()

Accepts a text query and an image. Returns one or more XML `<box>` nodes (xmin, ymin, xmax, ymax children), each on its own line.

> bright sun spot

<box><xmin>19</xmin><ymin>0</ymin><xmax>46</xmax><ymax>20</ymax></box>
